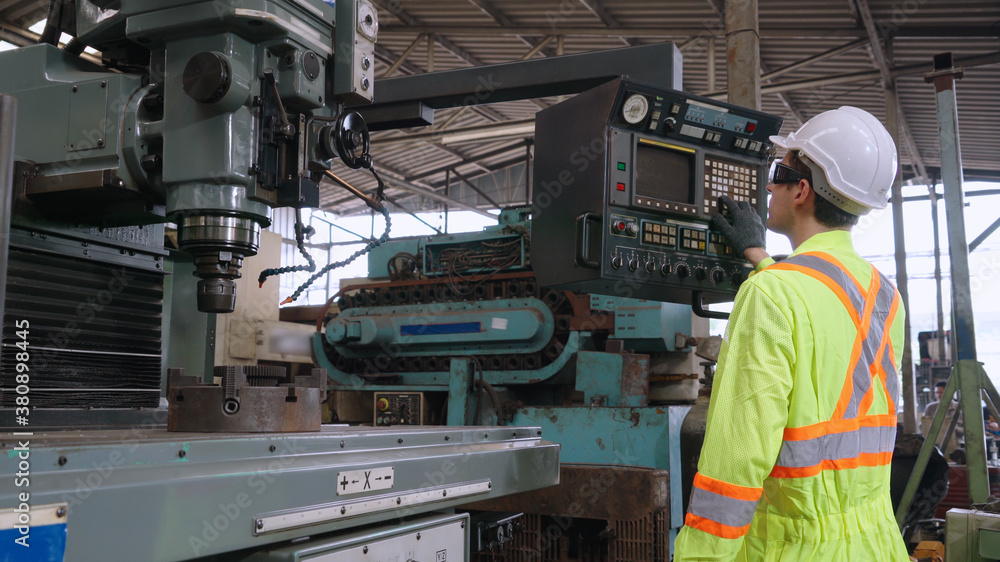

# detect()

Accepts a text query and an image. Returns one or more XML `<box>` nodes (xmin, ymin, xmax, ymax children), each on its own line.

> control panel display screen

<box><xmin>635</xmin><ymin>142</ymin><xmax>694</xmax><ymax>204</ymax></box>
<box><xmin>684</xmin><ymin>101</ymin><xmax>758</xmax><ymax>134</ymax></box>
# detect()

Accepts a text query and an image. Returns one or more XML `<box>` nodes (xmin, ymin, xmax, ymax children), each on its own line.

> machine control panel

<box><xmin>532</xmin><ymin>78</ymin><xmax>783</xmax><ymax>305</ymax></box>
<box><xmin>374</xmin><ymin>392</ymin><xmax>424</xmax><ymax>426</ymax></box>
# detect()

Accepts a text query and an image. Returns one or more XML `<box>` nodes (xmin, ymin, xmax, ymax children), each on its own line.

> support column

<box><xmin>930</xmin><ymin>178</ymin><xmax>947</xmax><ymax>366</ymax></box>
<box><xmin>707</xmin><ymin>37</ymin><xmax>717</xmax><ymax>93</ymax></box>
<box><xmin>886</xmin><ymin>85</ymin><xmax>918</xmax><ymax>434</ymax></box>
<box><xmin>927</xmin><ymin>52</ymin><xmax>988</xmax><ymax>501</ymax></box>
<box><xmin>426</xmin><ymin>33</ymin><xmax>435</xmax><ymax>73</ymax></box>
<box><xmin>0</xmin><ymin>94</ymin><xmax>17</xmax><ymax>368</ymax></box>
<box><xmin>725</xmin><ymin>0</ymin><xmax>760</xmax><ymax>109</ymax></box>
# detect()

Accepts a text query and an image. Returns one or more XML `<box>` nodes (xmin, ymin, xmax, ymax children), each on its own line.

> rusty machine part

<box><xmin>167</xmin><ymin>366</ymin><xmax>326</xmax><ymax>432</ymax></box>
<box><xmin>464</xmin><ymin>465</ymin><xmax>671</xmax><ymax>561</ymax></box>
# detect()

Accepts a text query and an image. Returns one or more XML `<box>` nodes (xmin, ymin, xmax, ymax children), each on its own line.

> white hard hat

<box><xmin>769</xmin><ymin>106</ymin><xmax>898</xmax><ymax>215</ymax></box>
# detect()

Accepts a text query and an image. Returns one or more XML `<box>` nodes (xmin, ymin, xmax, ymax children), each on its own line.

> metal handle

<box><xmin>692</xmin><ymin>290</ymin><xmax>730</xmax><ymax>320</ymax></box>
<box><xmin>575</xmin><ymin>212</ymin><xmax>601</xmax><ymax>269</ymax></box>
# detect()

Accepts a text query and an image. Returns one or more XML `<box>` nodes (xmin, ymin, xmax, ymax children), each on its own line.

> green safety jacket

<box><xmin>673</xmin><ymin>230</ymin><xmax>909</xmax><ymax>561</ymax></box>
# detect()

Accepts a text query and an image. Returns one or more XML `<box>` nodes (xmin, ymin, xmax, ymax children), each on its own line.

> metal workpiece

<box><xmin>0</xmin><ymin>425</ymin><xmax>559</xmax><ymax>562</ymax></box>
<box><xmin>167</xmin><ymin>366</ymin><xmax>324</xmax><ymax>432</ymax></box>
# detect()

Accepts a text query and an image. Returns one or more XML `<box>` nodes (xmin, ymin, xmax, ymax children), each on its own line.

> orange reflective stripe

<box><xmin>832</xmin><ymin>271</ymin><xmax>880</xmax><ymax>421</ymax></box>
<box><xmin>886</xmin><ymin>293</ymin><xmax>899</xmax><ymax>369</ymax></box>
<box><xmin>801</xmin><ymin>251</ymin><xmax>865</xmax><ymax>294</ymax></box>
<box><xmin>858</xmin><ymin>354</ymin><xmax>884</xmax><ymax>417</ymax></box>
<box><xmin>693</xmin><ymin>473</ymin><xmax>763</xmax><ymax>502</ymax></box>
<box><xmin>768</xmin><ymin>262</ymin><xmax>862</xmax><ymax>327</ymax></box>
<box><xmin>783</xmin><ymin>413</ymin><xmax>898</xmax><ymax>441</ymax></box>
<box><xmin>859</xmin><ymin>290</ymin><xmax>900</xmax><ymax>416</ymax></box>
<box><xmin>769</xmin><ymin>451</ymin><xmax>893</xmax><ymax>479</ymax></box>
<box><xmin>882</xmin><ymin>292</ymin><xmax>901</xmax><ymax>413</ymax></box>
<box><xmin>684</xmin><ymin>513</ymin><xmax>752</xmax><ymax>539</ymax></box>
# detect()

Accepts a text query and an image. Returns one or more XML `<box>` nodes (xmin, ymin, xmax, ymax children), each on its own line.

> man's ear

<box><xmin>791</xmin><ymin>179</ymin><xmax>814</xmax><ymax>209</ymax></box>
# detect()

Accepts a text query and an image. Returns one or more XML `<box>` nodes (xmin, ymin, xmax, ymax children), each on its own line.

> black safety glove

<box><xmin>710</xmin><ymin>196</ymin><xmax>766</xmax><ymax>259</ymax></box>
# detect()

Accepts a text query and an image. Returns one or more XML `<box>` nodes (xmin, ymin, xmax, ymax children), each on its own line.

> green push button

<box><xmin>617</xmin><ymin>162</ymin><xmax>626</xmax><ymax>171</ymax></box>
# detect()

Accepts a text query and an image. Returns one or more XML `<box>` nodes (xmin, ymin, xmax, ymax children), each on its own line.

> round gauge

<box><xmin>357</xmin><ymin>2</ymin><xmax>379</xmax><ymax>41</ymax></box>
<box><xmin>622</xmin><ymin>94</ymin><xmax>650</xmax><ymax>124</ymax></box>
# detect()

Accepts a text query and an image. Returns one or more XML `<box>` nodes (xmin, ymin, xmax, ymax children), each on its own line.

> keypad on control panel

<box><xmin>642</xmin><ymin>221</ymin><xmax>678</xmax><ymax>248</ymax></box>
<box><xmin>704</xmin><ymin>157</ymin><xmax>758</xmax><ymax>215</ymax></box>
<box><xmin>707</xmin><ymin>232</ymin><xmax>734</xmax><ymax>257</ymax></box>
<box><xmin>680</xmin><ymin>228</ymin><xmax>707</xmax><ymax>253</ymax></box>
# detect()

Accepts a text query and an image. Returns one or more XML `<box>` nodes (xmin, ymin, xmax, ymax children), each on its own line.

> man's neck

<box><xmin>788</xmin><ymin>222</ymin><xmax>849</xmax><ymax>250</ymax></box>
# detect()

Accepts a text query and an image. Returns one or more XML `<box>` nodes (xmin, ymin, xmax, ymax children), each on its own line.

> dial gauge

<box><xmin>622</xmin><ymin>94</ymin><xmax>650</xmax><ymax>124</ymax></box>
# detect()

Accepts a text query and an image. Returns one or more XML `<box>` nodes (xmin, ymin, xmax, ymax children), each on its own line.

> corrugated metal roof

<box><xmin>351</xmin><ymin>0</ymin><xmax>999</xmax><ymax>216</ymax></box>
<box><xmin>2</xmin><ymin>0</ymin><xmax>996</xmax><ymax>215</ymax></box>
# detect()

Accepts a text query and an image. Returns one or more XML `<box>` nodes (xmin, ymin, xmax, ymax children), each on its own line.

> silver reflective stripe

<box><xmin>843</xmin><ymin>279</ymin><xmax>897</xmax><ymax>418</ymax></box>
<box><xmin>878</xmin><ymin>272</ymin><xmax>901</xmax><ymax>407</ymax></box>
<box><xmin>775</xmin><ymin>425</ymin><xmax>896</xmax><ymax>468</ymax></box>
<box><xmin>882</xmin><ymin>340</ymin><xmax>900</xmax><ymax>406</ymax></box>
<box><xmin>782</xmin><ymin>255</ymin><xmax>864</xmax><ymax>318</ymax></box>
<box><xmin>779</xmin><ymin>256</ymin><xmax>900</xmax><ymax>420</ymax></box>
<box><xmin>687</xmin><ymin>485</ymin><xmax>760</xmax><ymax>528</ymax></box>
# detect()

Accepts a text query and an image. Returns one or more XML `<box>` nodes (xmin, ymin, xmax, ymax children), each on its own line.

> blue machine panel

<box><xmin>400</xmin><ymin>322</ymin><xmax>482</xmax><ymax>336</ymax></box>
<box><xmin>0</xmin><ymin>523</ymin><xmax>66</xmax><ymax>561</ymax></box>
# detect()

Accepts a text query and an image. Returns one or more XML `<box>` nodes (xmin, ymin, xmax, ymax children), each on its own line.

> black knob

<box><xmin>676</xmin><ymin>264</ymin><xmax>690</xmax><ymax>279</ymax></box>
<box><xmin>183</xmin><ymin>51</ymin><xmax>232</xmax><ymax>104</ymax></box>
<box><xmin>612</xmin><ymin>256</ymin><xmax>623</xmax><ymax>269</ymax></box>
<box><xmin>664</xmin><ymin>117</ymin><xmax>677</xmax><ymax>132</ymax></box>
<box><xmin>695</xmin><ymin>267</ymin><xmax>707</xmax><ymax>281</ymax></box>
<box><xmin>645</xmin><ymin>260</ymin><xmax>656</xmax><ymax>273</ymax></box>
<box><xmin>712</xmin><ymin>269</ymin><xmax>725</xmax><ymax>284</ymax></box>
<box><xmin>660</xmin><ymin>263</ymin><xmax>671</xmax><ymax>276</ymax></box>
<box><xmin>731</xmin><ymin>271</ymin><xmax>746</xmax><ymax>287</ymax></box>
<box><xmin>628</xmin><ymin>258</ymin><xmax>639</xmax><ymax>271</ymax></box>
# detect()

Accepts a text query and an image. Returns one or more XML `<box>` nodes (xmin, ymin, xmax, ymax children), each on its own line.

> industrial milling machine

<box><xmin>0</xmin><ymin>1</ymin><xmax>559</xmax><ymax>560</ymax></box>
<box><xmin>315</xmin><ymin>76</ymin><xmax>784</xmax><ymax>559</ymax></box>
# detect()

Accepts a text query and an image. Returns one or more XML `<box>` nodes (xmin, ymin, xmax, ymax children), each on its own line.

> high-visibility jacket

<box><xmin>673</xmin><ymin>230</ymin><xmax>909</xmax><ymax>561</ymax></box>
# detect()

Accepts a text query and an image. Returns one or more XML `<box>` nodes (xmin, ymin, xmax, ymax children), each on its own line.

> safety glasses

<box><xmin>767</xmin><ymin>161</ymin><xmax>805</xmax><ymax>185</ymax></box>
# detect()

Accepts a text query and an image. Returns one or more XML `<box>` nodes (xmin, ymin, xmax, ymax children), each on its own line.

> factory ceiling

<box><xmin>2</xmin><ymin>0</ymin><xmax>997</xmax><ymax>217</ymax></box>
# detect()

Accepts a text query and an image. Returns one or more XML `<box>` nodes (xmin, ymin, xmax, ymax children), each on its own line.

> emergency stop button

<box><xmin>612</xmin><ymin>220</ymin><xmax>638</xmax><ymax>236</ymax></box>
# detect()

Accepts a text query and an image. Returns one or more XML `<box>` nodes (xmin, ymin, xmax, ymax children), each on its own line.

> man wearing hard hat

<box><xmin>673</xmin><ymin>107</ymin><xmax>909</xmax><ymax>561</ymax></box>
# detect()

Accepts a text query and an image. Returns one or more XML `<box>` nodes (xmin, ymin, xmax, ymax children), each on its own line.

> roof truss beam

<box><xmin>378</xmin><ymin>24</ymin><xmax>1000</xmax><ymax>39</ymax></box>
<box><xmin>851</xmin><ymin>0</ymin><xmax>928</xmax><ymax>181</ymax></box>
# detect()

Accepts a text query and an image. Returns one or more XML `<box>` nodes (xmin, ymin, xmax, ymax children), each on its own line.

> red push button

<box><xmin>746</xmin><ymin>122</ymin><xmax>756</xmax><ymax>133</ymax></box>
<box><xmin>616</xmin><ymin>182</ymin><xmax>626</xmax><ymax>191</ymax></box>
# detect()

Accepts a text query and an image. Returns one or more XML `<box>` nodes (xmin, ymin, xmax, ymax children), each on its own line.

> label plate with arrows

<box><xmin>336</xmin><ymin>467</ymin><xmax>395</xmax><ymax>495</ymax></box>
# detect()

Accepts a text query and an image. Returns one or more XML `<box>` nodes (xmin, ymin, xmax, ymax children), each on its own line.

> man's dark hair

<box><xmin>787</xmin><ymin>152</ymin><xmax>860</xmax><ymax>228</ymax></box>
<box><xmin>935</xmin><ymin>380</ymin><xmax>948</xmax><ymax>389</ymax></box>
